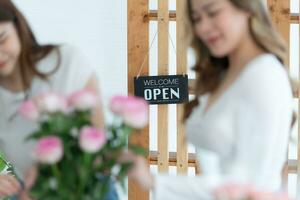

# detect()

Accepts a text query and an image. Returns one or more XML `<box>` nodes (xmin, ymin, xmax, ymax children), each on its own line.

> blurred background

<box><xmin>12</xmin><ymin>0</ymin><xmax>300</xmax><ymax>199</ymax></box>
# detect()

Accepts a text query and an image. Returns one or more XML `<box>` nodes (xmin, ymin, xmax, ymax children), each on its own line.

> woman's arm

<box><xmin>83</xmin><ymin>74</ymin><xmax>105</xmax><ymax>129</ymax></box>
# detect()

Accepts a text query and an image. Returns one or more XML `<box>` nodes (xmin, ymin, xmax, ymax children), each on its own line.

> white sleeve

<box><xmin>154</xmin><ymin>64</ymin><xmax>293</xmax><ymax>200</ymax></box>
<box><xmin>228</xmin><ymin>64</ymin><xmax>292</xmax><ymax>186</ymax></box>
<box><xmin>154</xmin><ymin>174</ymin><xmax>219</xmax><ymax>200</ymax></box>
<box><xmin>59</xmin><ymin>44</ymin><xmax>95</xmax><ymax>94</ymax></box>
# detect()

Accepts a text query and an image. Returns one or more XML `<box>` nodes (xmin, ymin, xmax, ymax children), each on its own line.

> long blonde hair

<box><xmin>184</xmin><ymin>0</ymin><xmax>289</xmax><ymax>120</ymax></box>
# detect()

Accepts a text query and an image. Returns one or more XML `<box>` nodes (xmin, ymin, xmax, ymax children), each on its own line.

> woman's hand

<box><xmin>16</xmin><ymin>166</ymin><xmax>38</xmax><ymax>200</ymax></box>
<box><xmin>213</xmin><ymin>183</ymin><xmax>253</xmax><ymax>200</ymax></box>
<box><xmin>24</xmin><ymin>166</ymin><xmax>38</xmax><ymax>190</ymax></box>
<box><xmin>119</xmin><ymin>151</ymin><xmax>154</xmax><ymax>191</ymax></box>
<box><xmin>19</xmin><ymin>191</ymin><xmax>34</xmax><ymax>200</ymax></box>
<box><xmin>0</xmin><ymin>174</ymin><xmax>21</xmax><ymax>197</ymax></box>
<box><xmin>213</xmin><ymin>183</ymin><xmax>291</xmax><ymax>200</ymax></box>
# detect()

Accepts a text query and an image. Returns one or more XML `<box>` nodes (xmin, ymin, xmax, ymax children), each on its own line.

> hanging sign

<box><xmin>134</xmin><ymin>75</ymin><xmax>189</xmax><ymax>105</ymax></box>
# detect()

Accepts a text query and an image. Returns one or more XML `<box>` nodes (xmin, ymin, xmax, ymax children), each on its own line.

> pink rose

<box><xmin>123</xmin><ymin>96</ymin><xmax>149</xmax><ymax>129</ymax></box>
<box><xmin>109</xmin><ymin>95</ymin><xmax>149</xmax><ymax>129</ymax></box>
<box><xmin>36</xmin><ymin>92</ymin><xmax>68</xmax><ymax>114</ymax></box>
<box><xmin>79</xmin><ymin>127</ymin><xmax>106</xmax><ymax>153</ymax></box>
<box><xmin>33</xmin><ymin>136</ymin><xmax>63</xmax><ymax>164</ymax></box>
<box><xmin>69</xmin><ymin>89</ymin><xmax>98</xmax><ymax>111</ymax></box>
<box><xmin>109</xmin><ymin>95</ymin><xmax>128</xmax><ymax>114</ymax></box>
<box><xmin>19</xmin><ymin>100</ymin><xmax>39</xmax><ymax>121</ymax></box>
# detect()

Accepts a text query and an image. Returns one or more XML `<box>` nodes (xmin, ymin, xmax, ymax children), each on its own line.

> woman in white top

<box><xmin>0</xmin><ymin>1</ymin><xmax>119</xmax><ymax>199</ymax></box>
<box><xmin>124</xmin><ymin>0</ymin><xmax>294</xmax><ymax>199</ymax></box>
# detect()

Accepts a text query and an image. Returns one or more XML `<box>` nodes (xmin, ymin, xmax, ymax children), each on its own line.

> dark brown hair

<box><xmin>0</xmin><ymin>0</ymin><xmax>60</xmax><ymax>91</ymax></box>
<box><xmin>184</xmin><ymin>0</ymin><xmax>289</xmax><ymax>120</ymax></box>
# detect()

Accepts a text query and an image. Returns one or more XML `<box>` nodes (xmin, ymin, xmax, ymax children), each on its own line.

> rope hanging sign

<box><xmin>133</xmin><ymin>25</ymin><xmax>189</xmax><ymax>105</ymax></box>
<box><xmin>134</xmin><ymin>74</ymin><xmax>188</xmax><ymax>104</ymax></box>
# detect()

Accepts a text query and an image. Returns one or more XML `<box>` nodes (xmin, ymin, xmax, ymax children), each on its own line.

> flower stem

<box><xmin>51</xmin><ymin>164</ymin><xmax>61</xmax><ymax>195</ymax></box>
<box><xmin>51</xmin><ymin>164</ymin><xmax>61</xmax><ymax>180</ymax></box>
<box><xmin>78</xmin><ymin>153</ymin><xmax>92</xmax><ymax>196</ymax></box>
<box><xmin>84</xmin><ymin>153</ymin><xmax>92</xmax><ymax>167</ymax></box>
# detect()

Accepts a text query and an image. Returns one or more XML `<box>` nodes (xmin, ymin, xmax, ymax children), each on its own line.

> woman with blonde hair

<box><xmin>122</xmin><ymin>0</ymin><xmax>294</xmax><ymax>199</ymax></box>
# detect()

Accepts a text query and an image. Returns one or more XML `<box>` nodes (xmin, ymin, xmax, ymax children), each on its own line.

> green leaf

<box><xmin>129</xmin><ymin>145</ymin><xmax>148</xmax><ymax>156</ymax></box>
<box><xmin>25</xmin><ymin>130</ymin><xmax>45</xmax><ymax>140</ymax></box>
<box><xmin>0</xmin><ymin>153</ymin><xmax>7</xmax><ymax>172</ymax></box>
<box><xmin>48</xmin><ymin>113</ymin><xmax>72</xmax><ymax>133</ymax></box>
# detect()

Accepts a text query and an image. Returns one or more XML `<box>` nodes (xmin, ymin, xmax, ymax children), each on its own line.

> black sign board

<box><xmin>134</xmin><ymin>75</ymin><xmax>189</xmax><ymax>104</ymax></box>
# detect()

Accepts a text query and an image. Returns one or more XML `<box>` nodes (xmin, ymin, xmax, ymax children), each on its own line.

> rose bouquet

<box><xmin>19</xmin><ymin>90</ymin><xmax>148</xmax><ymax>200</ymax></box>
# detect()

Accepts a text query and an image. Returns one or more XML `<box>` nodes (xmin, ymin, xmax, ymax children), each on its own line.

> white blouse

<box><xmin>0</xmin><ymin>45</ymin><xmax>94</xmax><ymax>177</ymax></box>
<box><xmin>154</xmin><ymin>54</ymin><xmax>293</xmax><ymax>200</ymax></box>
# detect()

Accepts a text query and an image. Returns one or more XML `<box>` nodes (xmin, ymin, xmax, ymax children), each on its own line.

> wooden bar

<box><xmin>267</xmin><ymin>0</ymin><xmax>290</xmax><ymax>67</ymax></box>
<box><xmin>176</xmin><ymin>0</ymin><xmax>189</xmax><ymax>174</ymax></box>
<box><xmin>291</xmin><ymin>13</ymin><xmax>299</xmax><ymax>24</ymax></box>
<box><xmin>157</xmin><ymin>0</ymin><xmax>169</xmax><ymax>173</ymax></box>
<box><xmin>188</xmin><ymin>79</ymin><xmax>196</xmax><ymax>95</ymax></box>
<box><xmin>128</xmin><ymin>0</ymin><xmax>149</xmax><ymax>199</ymax></box>
<box><xmin>195</xmin><ymin>161</ymin><xmax>202</xmax><ymax>175</ymax></box>
<box><xmin>288</xmin><ymin>159</ymin><xmax>298</xmax><ymax>174</ymax></box>
<box><xmin>150</xmin><ymin>151</ymin><xmax>297</xmax><ymax>173</ymax></box>
<box><xmin>149</xmin><ymin>10</ymin><xmax>176</xmax><ymax>21</ymax></box>
<box><xmin>149</xmin><ymin>10</ymin><xmax>299</xmax><ymax>24</ymax></box>
<box><xmin>150</xmin><ymin>151</ymin><xmax>197</xmax><ymax>167</ymax></box>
